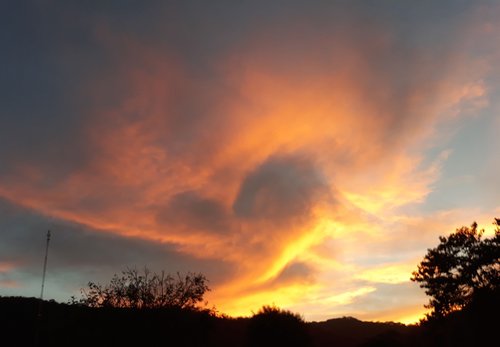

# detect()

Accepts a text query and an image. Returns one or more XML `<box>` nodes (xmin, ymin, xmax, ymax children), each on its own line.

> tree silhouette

<box><xmin>246</xmin><ymin>305</ymin><xmax>311</xmax><ymax>347</ymax></box>
<box><xmin>411</xmin><ymin>218</ymin><xmax>500</xmax><ymax>318</ymax></box>
<box><xmin>76</xmin><ymin>267</ymin><xmax>210</xmax><ymax>310</ymax></box>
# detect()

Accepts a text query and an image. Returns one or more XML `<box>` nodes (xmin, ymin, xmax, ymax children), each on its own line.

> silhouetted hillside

<box><xmin>308</xmin><ymin>317</ymin><xmax>412</xmax><ymax>347</ymax></box>
<box><xmin>1</xmin><ymin>293</ymin><xmax>498</xmax><ymax>347</ymax></box>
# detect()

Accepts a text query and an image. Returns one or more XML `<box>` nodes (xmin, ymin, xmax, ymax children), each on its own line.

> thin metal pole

<box><xmin>40</xmin><ymin>230</ymin><xmax>51</xmax><ymax>300</ymax></box>
<box><xmin>35</xmin><ymin>230</ymin><xmax>51</xmax><ymax>347</ymax></box>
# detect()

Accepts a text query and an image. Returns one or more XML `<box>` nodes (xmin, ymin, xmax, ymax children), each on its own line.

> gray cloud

<box><xmin>233</xmin><ymin>154</ymin><xmax>331</xmax><ymax>223</ymax></box>
<box><xmin>272</xmin><ymin>261</ymin><xmax>316</xmax><ymax>286</ymax></box>
<box><xmin>0</xmin><ymin>2</ymin><xmax>106</xmax><ymax>184</ymax></box>
<box><xmin>156</xmin><ymin>191</ymin><xmax>232</xmax><ymax>234</ymax></box>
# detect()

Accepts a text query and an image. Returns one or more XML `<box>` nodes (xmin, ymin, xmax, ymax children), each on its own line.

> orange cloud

<box><xmin>0</xmin><ymin>261</ymin><xmax>16</xmax><ymax>273</ymax></box>
<box><xmin>0</xmin><ymin>262</ymin><xmax>19</xmax><ymax>289</ymax></box>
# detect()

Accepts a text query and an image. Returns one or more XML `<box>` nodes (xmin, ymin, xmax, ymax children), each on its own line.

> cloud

<box><xmin>0</xmin><ymin>1</ymin><xmax>489</xmax><ymax>237</ymax></box>
<box><xmin>0</xmin><ymin>261</ymin><xmax>19</xmax><ymax>289</ymax></box>
<box><xmin>272</xmin><ymin>261</ymin><xmax>317</xmax><ymax>286</ymax></box>
<box><xmin>233</xmin><ymin>154</ymin><xmax>332</xmax><ymax>223</ymax></box>
<box><xmin>344</xmin><ymin>282</ymin><xmax>428</xmax><ymax>324</ymax></box>
<box><xmin>156</xmin><ymin>191</ymin><xmax>232</xmax><ymax>234</ymax></box>
<box><xmin>0</xmin><ymin>198</ymin><xmax>235</xmax><ymax>298</ymax></box>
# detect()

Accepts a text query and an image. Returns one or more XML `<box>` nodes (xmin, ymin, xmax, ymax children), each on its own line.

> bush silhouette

<box><xmin>77</xmin><ymin>267</ymin><xmax>210</xmax><ymax>310</ymax></box>
<box><xmin>246</xmin><ymin>305</ymin><xmax>311</xmax><ymax>347</ymax></box>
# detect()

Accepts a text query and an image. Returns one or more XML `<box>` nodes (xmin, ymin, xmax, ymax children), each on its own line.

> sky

<box><xmin>1</xmin><ymin>1</ymin><xmax>499</xmax><ymax>324</ymax></box>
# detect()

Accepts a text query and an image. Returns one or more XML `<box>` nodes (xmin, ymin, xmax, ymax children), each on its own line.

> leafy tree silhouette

<box><xmin>411</xmin><ymin>218</ymin><xmax>500</xmax><ymax>318</ymax></box>
<box><xmin>246</xmin><ymin>305</ymin><xmax>311</xmax><ymax>347</ymax></box>
<box><xmin>76</xmin><ymin>267</ymin><xmax>210</xmax><ymax>310</ymax></box>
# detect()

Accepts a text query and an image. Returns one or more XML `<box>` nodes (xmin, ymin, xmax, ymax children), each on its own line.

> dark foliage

<box><xmin>415</xmin><ymin>288</ymin><xmax>500</xmax><ymax>347</ymax></box>
<box><xmin>1</xmin><ymin>295</ymin><xmax>498</xmax><ymax>347</ymax></box>
<box><xmin>0</xmin><ymin>296</ymin><xmax>216</xmax><ymax>347</ymax></box>
<box><xmin>359</xmin><ymin>330</ymin><xmax>405</xmax><ymax>347</ymax></box>
<box><xmin>76</xmin><ymin>267</ymin><xmax>209</xmax><ymax>310</ymax></box>
<box><xmin>411</xmin><ymin>218</ymin><xmax>500</xmax><ymax>318</ymax></box>
<box><xmin>246</xmin><ymin>305</ymin><xmax>311</xmax><ymax>347</ymax></box>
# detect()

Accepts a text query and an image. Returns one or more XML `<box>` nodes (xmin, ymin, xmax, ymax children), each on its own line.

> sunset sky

<box><xmin>1</xmin><ymin>1</ymin><xmax>499</xmax><ymax>324</ymax></box>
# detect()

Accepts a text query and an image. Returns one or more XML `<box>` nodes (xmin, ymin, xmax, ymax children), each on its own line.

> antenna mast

<box><xmin>40</xmin><ymin>230</ymin><xmax>51</xmax><ymax>300</ymax></box>
<box><xmin>35</xmin><ymin>230</ymin><xmax>51</xmax><ymax>347</ymax></box>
